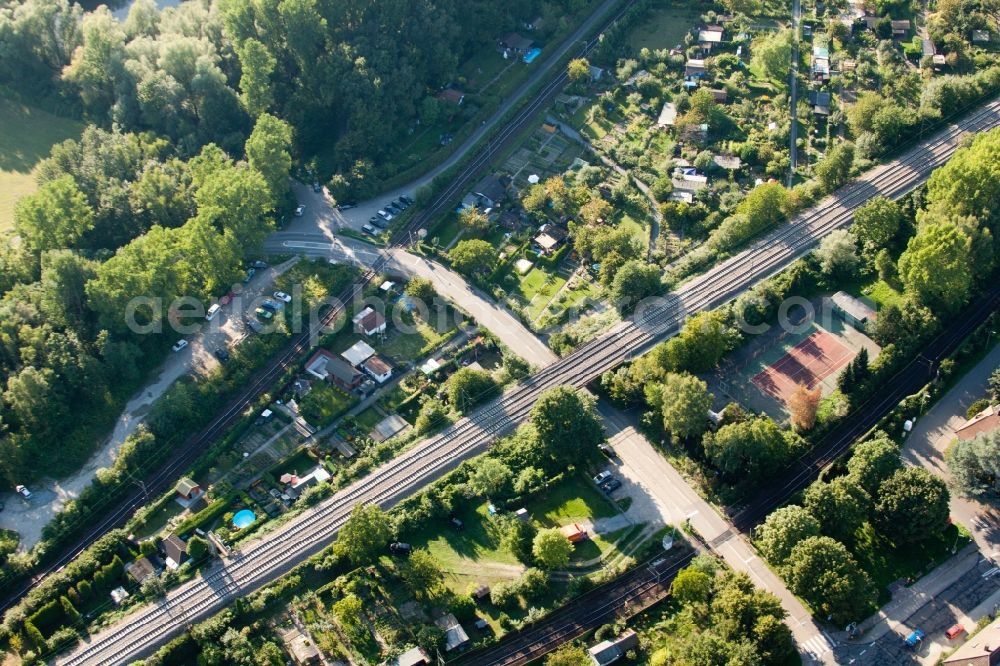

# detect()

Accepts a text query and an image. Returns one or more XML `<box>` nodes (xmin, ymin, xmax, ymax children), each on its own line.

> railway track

<box><xmin>0</xmin><ymin>0</ymin><xmax>639</xmax><ymax>615</ymax></box>
<box><xmin>55</xmin><ymin>97</ymin><xmax>1000</xmax><ymax>665</ymax></box>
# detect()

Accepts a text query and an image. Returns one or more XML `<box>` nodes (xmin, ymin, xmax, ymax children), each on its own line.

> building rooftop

<box><xmin>342</xmin><ymin>340</ymin><xmax>376</xmax><ymax>367</ymax></box>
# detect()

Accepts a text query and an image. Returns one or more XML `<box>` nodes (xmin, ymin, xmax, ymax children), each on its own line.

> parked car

<box><xmin>377</xmin><ymin>209</ymin><xmax>393</xmax><ymax>221</ymax></box>
<box><xmin>261</xmin><ymin>299</ymin><xmax>282</xmax><ymax>311</ymax></box>
<box><xmin>392</xmin><ymin>198</ymin><xmax>407</xmax><ymax>209</ymax></box>
<box><xmin>313</xmin><ymin>182</ymin><xmax>322</xmax><ymax>193</ymax></box>
<box><xmin>214</xmin><ymin>348</ymin><xmax>230</xmax><ymax>363</ymax></box>
<box><xmin>273</xmin><ymin>291</ymin><xmax>291</xmax><ymax>303</ymax></box>
<box><xmin>371</xmin><ymin>217</ymin><xmax>388</xmax><ymax>229</ymax></box>
<box><xmin>250</xmin><ymin>260</ymin><xmax>268</xmax><ymax>269</ymax></box>
<box><xmin>449</xmin><ymin>516</ymin><xmax>464</xmax><ymax>530</ymax></box>
<box><xmin>243</xmin><ymin>267</ymin><xmax>256</xmax><ymax>283</ymax></box>
<box><xmin>15</xmin><ymin>485</ymin><xmax>31</xmax><ymax>500</ymax></box>
<box><xmin>389</xmin><ymin>541</ymin><xmax>412</xmax><ymax>556</ymax></box>
<box><xmin>601</xmin><ymin>478</ymin><xmax>622</xmax><ymax>494</ymax></box>
<box><xmin>172</xmin><ymin>339</ymin><xmax>189</xmax><ymax>352</ymax></box>
<box><xmin>593</xmin><ymin>470</ymin><xmax>612</xmax><ymax>485</ymax></box>
<box><xmin>337</xmin><ymin>202</ymin><xmax>356</xmax><ymax>210</ymax></box>
<box><xmin>294</xmin><ymin>204</ymin><xmax>305</xmax><ymax>217</ymax></box>
<box><xmin>400</xmin><ymin>195</ymin><xmax>414</xmax><ymax>205</ymax></box>
<box><xmin>206</xmin><ymin>303</ymin><xmax>221</xmax><ymax>321</ymax></box>
<box><xmin>362</xmin><ymin>223</ymin><xmax>378</xmax><ymax>236</ymax></box>
<box><xmin>255</xmin><ymin>307</ymin><xmax>274</xmax><ymax>321</ymax></box>
<box><xmin>245</xmin><ymin>317</ymin><xmax>265</xmax><ymax>333</ymax></box>
<box><xmin>598</xmin><ymin>443</ymin><xmax>616</xmax><ymax>459</ymax></box>
<box><xmin>386</xmin><ymin>205</ymin><xmax>401</xmax><ymax>215</ymax></box>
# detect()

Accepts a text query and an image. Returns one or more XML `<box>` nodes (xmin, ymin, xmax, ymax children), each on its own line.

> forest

<box><xmin>0</xmin><ymin>0</ymin><xmax>586</xmax><ymax>195</ymax></box>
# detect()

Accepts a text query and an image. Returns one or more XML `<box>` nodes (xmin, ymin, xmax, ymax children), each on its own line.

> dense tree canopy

<box><xmin>873</xmin><ymin>467</ymin><xmax>950</xmax><ymax>544</ymax></box>
<box><xmin>659</xmin><ymin>372</ymin><xmax>713</xmax><ymax>440</ymax></box>
<box><xmin>703</xmin><ymin>416</ymin><xmax>797</xmax><ymax>490</ymax></box>
<box><xmin>786</xmin><ymin>536</ymin><xmax>876</xmax><ymax>625</ymax></box>
<box><xmin>947</xmin><ymin>429</ymin><xmax>1000</xmax><ymax>501</ymax></box>
<box><xmin>803</xmin><ymin>477</ymin><xmax>871</xmax><ymax>543</ymax></box>
<box><xmin>532</xmin><ymin>528</ymin><xmax>573</xmax><ymax>569</ymax></box>
<box><xmin>334</xmin><ymin>504</ymin><xmax>392</xmax><ymax>564</ymax></box>
<box><xmin>529</xmin><ymin>386</ymin><xmax>605</xmax><ymax>463</ymax></box>
<box><xmin>897</xmin><ymin>221</ymin><xmax>973</xmax><ymax>313</ymax></box>
<box><xmin>755</xmin><ymin>505</ymin><xmax>821</xmax><ymax>564</ymax></box>
<box><xmin>847</xmin><ymin>433</ymin><xmax>903</xmax><ymax>495</ymax></box>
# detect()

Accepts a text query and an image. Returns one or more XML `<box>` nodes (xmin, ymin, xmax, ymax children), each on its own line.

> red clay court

<box><xmin>751</xmin><ymin>331</ymin><xmax>854</xmax><ymax>405</ymax></box>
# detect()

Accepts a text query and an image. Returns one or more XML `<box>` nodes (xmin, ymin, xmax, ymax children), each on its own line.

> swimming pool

<box><xmin>232</xmin><ymin>509</ymin><xmax>256</xmax><ymax>529</ymax></box>
<box><xmin>523</xmin><ymin>48</ymin><xmax>542</xmax><ymax>64</ymax></box>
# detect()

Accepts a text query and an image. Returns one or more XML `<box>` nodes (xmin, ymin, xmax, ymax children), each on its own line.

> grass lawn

<box><xmin>407</xmin><ymin>502</ymin><xmax>520</xmax><ymax>577</ymax></box>
<box><xmin>459</xmin><ymin>49</ymin><xmax>511</xmax><ymax>92</ymax></box>
<box><xmin>0</xmin><ymin>96</ymin><xmax>84</xmax><ymax>231</ymax></box>
<box><xmin>299</xmin><ymin>382</ymin><xmax>357</xmax><ymax>427</ymax></box>
<box><xmin>860</xmin><ymin>279</ymin><xmax>906</xmax><ymax>309</ymax></box>
<box><xmin>508</xmin><ymin>265</ymin><xmax>567</xmax><ymax>321</ymax></box>
<box><xmin>132</xmin><ymin>500</ymin><xmax>187</xmax><ymax>539</ymax></box>
<box><xmin>379</xmin><ymin>311</ymin><xmax>456</xmax><ymax>364</ymax></box>
<box><xmin>852</xmin><ymin>522</ymin><xmax>971</xmax><ymax>606</ymax></box>
<box><xmin>354</xmin><ymin>407</ymin><xmax>383</xmax><ymax>431</ymax></box>
<box><xmin>617</xmin><ymin>212</ymin><xmax>650</xmax><ymax>250</ymax></box>
<box><xmin>627</xmin><ymin>8</ymin><xmax>702</xmax><ymax>52</ymax></box>
<box><xmin>271</xmin><ymin>448</ymin><xmax>317</xmax><ymax>479</ymax></box>
<box><xmin>431</xmin><ymin>212</ymin><xmax>464</xmax><ymax>249</ymax></box>
<box><xmin>531</xmin><ymin>473</ymin><xmax>620</xmax><ymax>527</ymax></box>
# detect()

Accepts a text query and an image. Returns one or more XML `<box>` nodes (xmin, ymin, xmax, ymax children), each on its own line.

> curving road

<box><xmin>53</xmin><ymin>97</ymin><xmax>1000</xmax><ymax>666</ymax></box>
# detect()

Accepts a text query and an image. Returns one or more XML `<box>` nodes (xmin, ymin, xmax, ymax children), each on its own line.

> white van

<box><xmin>206</xmin><ymin>303</ymin><xmax>221</xmax><ymax>320</ymax></box>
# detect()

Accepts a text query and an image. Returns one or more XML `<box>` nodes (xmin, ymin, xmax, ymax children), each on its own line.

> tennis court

<box><xmin>751</xmin><ymin>330</ymin><xmax>854</xmax><ymax>404</ymax></box>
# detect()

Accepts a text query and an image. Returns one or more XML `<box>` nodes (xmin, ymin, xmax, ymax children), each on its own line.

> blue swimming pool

<box><xmin>523</xmin><ymin>47</ymin><xmax>542</xmax><ymax>64</ymax></box>
<box><xmin>232</xmin><ymin>509</ymin><xmax>256</xmax><ymax>529</ymax></box>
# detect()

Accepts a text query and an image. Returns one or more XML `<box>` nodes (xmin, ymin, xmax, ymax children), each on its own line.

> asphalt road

<box><xmin>54</xmin><ymin>97</ymin><xmax>1000</xmax><ymax>666</ymax></box>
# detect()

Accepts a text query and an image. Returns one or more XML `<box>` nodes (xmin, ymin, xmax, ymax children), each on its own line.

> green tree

<box><xmin>803</xmin><ymin>477</ymin><xmax>870</xmax><ymax>543</ymax></box>
<box><xmin>814</xmin><ymin>142</ymin><xmax>855</xmax><ymax>192</ymax></box>
<box><xmin>751</xmin><ymin>29</ymin><xmax>793</xmax><ymax>82</ymax></box>
<box><xmin>663</xmin><ymin>310</ymin><xmax>736</xmax><ymax>373</ymax></box>
<box><xmin>609</xmin><ymin>259</ymin><xmax>662</xmax><ymax>312</ymax></box>
<box><xmin>815</xmin><ymin>229</ymin><xmax>860</xmax><ymax>279</ymax></box>
<box><xmin>545</xmin><ymin>643</ymin><xmax>591</xmax><ymax>666</ymax></box>
<box><xmin>470</xmin><ymin>458</ymin><xmax>512</xmax><ymax>498</ymax></box>
<box><xmin>404</xmin><ymin>277</ymin><xmax>436</xmax><ymax>304</ymax></box>
<box><xmin>925</xmin><ymin>127</ymin><xmax>1000</xmax><ymax>233</ymax></box>
<box><xmin>446</xmin><ymin>367</ymin><xmax>500</xmax><ymax>413</ymax></box>
<box><xmin>703</xmin><ymin>417</ymin><xmax>794</xmax><ymax>489</ymax></box>
<box><xmin>847</xmin><ymin>434</ymin><xmax>902</xmax><ymax>494</ymax></box>
<box><xmin>852</xmin><ymin>196</ymin><xmax>903</xmax><ymax>260</ymax></box>
<box><xmin>898</xmin><ymin>221</ymin><xmax>972</xmax><ymax>312</ymax></box>
<box><xmin>236</xmin><ymin>38</ymin><xmax>276</xmax><ymax>116</ymax></box>
<box><xmin>532</xmin><ymin>528</ymin><xmax>573</xmax><ymax>569</ymax></box>
<box><xmin>660</xmin><ymin>372</ymin><xmax>713</xmax><ymax>439</ymax></box>
<box><xmin>567</xmin><ymin>58</ymin><xmax>591</xmax><ymax>83</ymax></box>
<box><xmin>60</xmin><ymin>595</ymin><xmax>82</xmax><ymax>625</ymax></box>
<box><xmin>874</xmin><ymin>467</ymin><xmax>950</xmax><ymax>544</ymax></box>
<box><xmin>415</xmin><ymin>397</ymin><xmax>450</xmax><ymax>435</ymax></box>
<box><xmin>449</xmin><ymin>239</ymin><xmax>497</xmax><ymax>275</ymax></box>
<box><xmin>671</xmin><ymin>566</ymin><xmax>714</xmax><ymax>605</ymax></box>
<box><xmin>334</xmin><ymin>504</ymin><xmax>392</xmax><ymax>564</ymax></box>
<box><xmin>786</xmin><ymin>536</ymin><xmax>876</xmax><ymax>625</ymax></box>
<box><xmin>186</xmin><ymin>535</ymin><xmax>210</xmax><ymax>561</ymax></box>
<box><xmin>399</xmin><ymin>549</ymin><xmax>444</xmax><ymax>598</ymax></box>
<box><xmin>755</xmin><ymin>505</ymin><xmax>822</xmax><ymax>564</ymax></box>
<box><xmin>332</xmin><ymin>594</ymin><xmax>365</xmax><ymax>638</ymax></box>
<box><xmin>14</xmin><ymin>175</ymin><xmax>94</xmax><ymax>253</ymax></box>
<box><xmin>947</xmin><ymin>429</ymin><xmax>1000</xmax><ymax>500</ymax></box>
<box><xmin>500</xmin><ymin>516</ymin><xmax>537</xmax><ymax>564</ymax></box>
<box><xmin>458</xmin><ymin>206</ymin><xmax>490</xmax><ymax>233</ymax></box>
<box><xmin>245</xmin><ymin>113</ymin><xmax>293</xmax><ymax>200</ymax></box>
<box><xmin>530</xmin><ymin>386</ymin><xmax>605</xmax><ymax>462</ymax></box>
